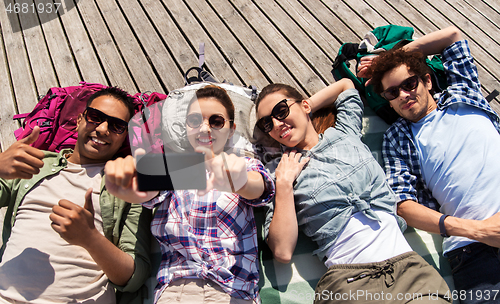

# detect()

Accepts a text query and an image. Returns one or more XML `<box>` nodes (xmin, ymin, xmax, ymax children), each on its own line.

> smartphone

<box><xmin>136</xmin><ymin>152</ymin><xmax>206</xmax><ymax>191</ymax></box>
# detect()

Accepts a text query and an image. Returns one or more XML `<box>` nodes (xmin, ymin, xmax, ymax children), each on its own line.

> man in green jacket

<box><xmin>0</xmin><ymin>87</ymin><xmax>151</xmax><ymax>304</ymax></box>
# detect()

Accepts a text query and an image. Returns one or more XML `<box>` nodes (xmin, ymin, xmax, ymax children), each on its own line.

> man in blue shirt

<box><xmin>366</xmin><ymin>26</ymin><xmax>500</xmax><ymax>303</ymax></box>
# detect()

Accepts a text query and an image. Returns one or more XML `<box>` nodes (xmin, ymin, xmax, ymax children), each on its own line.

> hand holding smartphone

<box><xmin>136</xmin><ymin>152</ymin><xmax>206</xmax><ymax>191</ymax></box>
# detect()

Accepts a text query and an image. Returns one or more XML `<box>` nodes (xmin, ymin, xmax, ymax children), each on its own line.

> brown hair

<box><xmin>192</xmin><ymin>85</ymin><xmax>235</xmax><ymax>127</ymax></box>
<box><xmin>311</xmin><ymin>105</ymin><xmax>337</xmax><ymax>134</ymax></box>
<box><xmin>255</xmin><ymin>83</ymin><xmax>304</xmax><ymax>112</ymax></box>
<box><xmin>368</xmin><ymin>48</ymin><xmax>432</xmax><ymax>94</ymax></box>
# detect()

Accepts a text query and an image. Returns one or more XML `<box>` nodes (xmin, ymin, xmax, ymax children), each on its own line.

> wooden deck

<box><xmin>0</xmin><ymin>0</ymin><xmax>499</xmax><ymax>151</ymax></box>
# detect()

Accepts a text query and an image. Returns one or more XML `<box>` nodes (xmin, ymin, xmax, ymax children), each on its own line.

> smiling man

<box><xmin>0</xmin><ymin>87</ymin><xmax>151</xmax><ymax>304</ymax></box>
<box><xmin>367</xmin><ymin>26</ymin><xmax>500</xmax><ymax>303</ymax></box>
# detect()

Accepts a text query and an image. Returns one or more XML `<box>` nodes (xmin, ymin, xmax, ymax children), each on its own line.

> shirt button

<box><xmin>336</xmin><ymin>173</ymin><xmax>340</xmax><ymax>177</ymax></box>
<box><xmin>348</xmin><ymin>193</ymin><xmax>353</xmax><ymax>197</ymax></box>
<box><xmin>51</xmin><ymin>168</ymin><xmax>56</xmax><ymax>172</ymax></box>
<box><xmin>24</xmin><ymin>184</ymin><xmax>29</xmax><ymax>189</ymax></box>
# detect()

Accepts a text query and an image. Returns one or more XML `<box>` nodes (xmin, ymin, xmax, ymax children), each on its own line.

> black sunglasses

<box><xmin>381</xmin><ymin>75</ymin><xmax>420</xmax><ymax>100</ymax></box>
<box><xmin>256</xmin><ymin>99</ymin><xmax>297</xmax><ymax>133</ymax></box>
<box><xmin>84</xmin><ymin>107</ymin><xmax>128</xmax><ymax>134</ymax></box>
<box><xmin>186</xmin><ymin>113</ymin><xmax>231</xmax><ymax>130</ymax></box>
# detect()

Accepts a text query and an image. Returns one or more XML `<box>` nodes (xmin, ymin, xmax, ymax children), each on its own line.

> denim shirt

<box><xmin>264</xmin><ymin>89</ymin><xmax>405</xmax><ymax>261</ymax></box>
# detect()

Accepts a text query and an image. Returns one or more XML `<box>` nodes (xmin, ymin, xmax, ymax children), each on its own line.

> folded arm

<box><xmin>308</xmin><ymin>78</ymin><xmax>355</xmax><ymax>112</ymax></box>
<box><xmin>401</xmin><ymin>26</ymin><xmax>462</xmax><ymax>56</ymax></box>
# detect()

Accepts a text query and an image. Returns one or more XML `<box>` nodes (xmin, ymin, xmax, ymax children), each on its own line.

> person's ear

<box><xmin>76</xmin><ymin>113</ymin><xmax>84</xmax><ymax>129</ymax></box>
<box><xmin>228</xmin><ymin>122</ymin><xmax>236</xmax><ymax>139</ymax></box>
<box><xmin>302</xmin><ymin>99</ymin><xmax>312</xmax><ymax>115</ymax></box>
<box><xmin>423</xmin><ymin>73</ymin><xmax>433</xmax><ymax>91</ymax></box>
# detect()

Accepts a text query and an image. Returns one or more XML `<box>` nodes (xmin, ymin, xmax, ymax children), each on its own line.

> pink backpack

<box><xmin>129</xmin><ymin>91</ymin><xmax>168</xmax><ymax>154</ymax></box>
<box><xmin>14</xmin><ymin>82</ymin><xmax>168</xmax><ymax>155</ymax></box>
<box><xmin>14</xmin><ymin>82</ymin><xmax>108</xmax><ymax>152</ymax></box>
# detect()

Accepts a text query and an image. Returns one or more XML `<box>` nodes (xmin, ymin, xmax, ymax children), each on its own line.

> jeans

<box><xmin>447</xmin><ymin>242</ymin><xmax>500</xmax><ymax>303</ymax></box>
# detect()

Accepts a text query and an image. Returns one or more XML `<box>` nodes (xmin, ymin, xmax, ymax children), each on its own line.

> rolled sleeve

<box><xmin>334</xmin><ymin>88</ymin><xmax>364</xmax><ymax>137</ymax></box>
<box><xmin>240</xmin><ymin>157</ymin><xmax>275</xmax><ymax>207</ymax></box>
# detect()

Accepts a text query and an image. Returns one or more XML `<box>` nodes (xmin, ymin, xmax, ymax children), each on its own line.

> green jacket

<box><xmin>0</xmin><ymin>149</ymin><xmax>153</xmax><ymax>303</ymax></box>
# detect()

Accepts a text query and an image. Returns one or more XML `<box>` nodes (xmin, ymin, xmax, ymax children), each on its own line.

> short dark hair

<box><xmin>255</xmin><ymin>83</ymin><xmax>304</xmax><ymax>112</ymax></box>
<box><xmin>193</xmin><ymin>85</ymin><xmax>235</xmax><ymax>127</ymax></box>
<box><xmin>87</xmin><ymin>86</ymin><xmax>136</xmax><ymax>120</ymax></box>
<box><xmin>368</xmin><ymin>48</ymin><xmax>432</xmax><ymax>95</ymax></box>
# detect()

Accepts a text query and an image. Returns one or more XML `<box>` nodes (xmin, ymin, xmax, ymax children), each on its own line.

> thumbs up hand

<box><xmin>0</xmin><ymin>126</ymin><xmax>45</xmax><ymax>180</ymax></box>
<box><xmin>50</xmin><ymin>188</ymin><xmax>98</xmax><ymax>248</ymax></box>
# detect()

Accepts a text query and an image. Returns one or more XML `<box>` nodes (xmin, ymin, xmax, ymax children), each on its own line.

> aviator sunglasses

<box><xmin>84</xmin><ymin>107</ymin><xmax>128</xmax><ymax>134</ymax></box>
<box><xmin>381</xmin><ymin>75</ymin><xmax>420</xmax><ymax>100</ymax></box>
<box><xmin>256</xmin><ymin>99</ymin><xmax>297</xmax><ymax>133</ymax></box>
<box><xmin>186</xmin><ymin>113</ymin><xmax>232</xmax><ymax>130</ymax></box>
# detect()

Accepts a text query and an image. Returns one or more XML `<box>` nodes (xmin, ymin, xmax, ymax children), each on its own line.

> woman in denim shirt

<box><xmin>255</xmin><ymin>79</ymin><xmax>450</xmax><ymax>303</ymax></box>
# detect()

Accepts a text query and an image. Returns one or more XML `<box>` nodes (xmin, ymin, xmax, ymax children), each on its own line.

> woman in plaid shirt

<box><xmin>105</xmin><ymin>85</ymin><xmax>275</xmax><ymax>304</ymax></box>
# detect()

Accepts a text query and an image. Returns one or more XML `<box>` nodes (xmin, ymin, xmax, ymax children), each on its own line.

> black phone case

<box><xmin>136</xmin><ymin>152</ymin><xmax>206</xmax><ymax>191</ymax></box>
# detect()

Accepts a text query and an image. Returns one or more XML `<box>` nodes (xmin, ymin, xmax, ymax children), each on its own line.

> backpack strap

<box><xmin>198</xmin><ymin>42</ymin><xmax>205</xmax><ymax>70</ymax></box>
<box><xmin>184</xmin><ymin>43</ymin><xmax>218</xmax><ymax>85</ymax></box>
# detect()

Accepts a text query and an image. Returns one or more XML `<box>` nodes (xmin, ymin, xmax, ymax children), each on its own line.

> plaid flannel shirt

<box><xmin>142</xmin><ymin>157</ymin><xmax>274</xmax><ymax>303</ymax></box>
<box><xmin>382</xmin><ymin>40</ymin><xmax>500</xmax><ymax>210</ymax></box>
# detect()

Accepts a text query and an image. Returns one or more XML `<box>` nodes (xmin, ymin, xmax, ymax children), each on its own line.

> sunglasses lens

<box><xmin>85</xmin><ymin>108</ymin><xmax>127</xmax><ymax>134</ymax></box>
<box><xmin>186</xmin><ymin>113</ymin><xmax>203</xmax><ymax>128</ymax></box>
<box><xmin>209</xmin><ymin>115</ymin><xmax>226</xmax><ymax>130</ymax></box>
<box><xmin>257</xmin><ymin>117</ymin><xmax>273</xmax><ymax>133</ymax></box>
<box><xmin>273</xmin><ymin>100</ymin><xmax>290</xmax><ymax>120</ymax></box>
<box><xmin>382</xmin><ymin>75</ymin><xmax>420</xmax><ymax>100</ymax></box>
<box><xmin>85</xmin><ymin>108</ymin><xmax>104</xmax><ymax>125</ymax></box>
<box><xmin>401</xmin><ymin>76</ymin><xmax>419</xmax><ymax>91</ymax></box>
<box><xmin>383</xmin><ymin>88</ymin><xmax>399</xmax><ymax>100</ymax></box>
<box><xmin>108</xmin><ymin>119</ymin><xmax>128</xmax><ymax>134</ymax></box>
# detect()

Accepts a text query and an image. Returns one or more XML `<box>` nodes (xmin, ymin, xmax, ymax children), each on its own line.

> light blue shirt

<box><xmin>264</xmin><ymin>89</ymin><xmax>405</xmax><ymax>260</ymax></box>
<box><xmin>411</xmin><ymin>103</ymin><xmax>500</xmax><ymax>254</ymax></box>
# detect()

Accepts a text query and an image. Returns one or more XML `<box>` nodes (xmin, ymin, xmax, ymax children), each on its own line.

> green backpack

<box><xmin>331</xmin><ymin>25</ymin><xmax>448</xmax><ymax>125</ymax></box>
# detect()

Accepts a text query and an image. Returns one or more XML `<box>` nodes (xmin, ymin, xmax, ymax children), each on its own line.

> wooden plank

<box><xmin>138</xmin><ymin>0</ymin><xmax>199</xmax><ymax>89</ymax></box>
<box><xmin>182</xmin><ymin>0</ymin><xmax>272</xmax><ymax>88</ymax></box>
<box><xmin>404</xmin><ymin>0</ymin><xmax>500</xmax><ymax>99</ymax></box>
<box><xmin>116</xmin><ymin>0</ymin><xmax>179</xmax><ymax>92</ymax></box>
<box><xmin>361</xmin><ymin>0</ymin><xmax>425</xmax><ymax>32</ymax></box>
<box><xmin>0</xmin><ymin>0</ymin><xmax>38</xmax><ymax>115</ymax></box>
<box><xmin>275</xmin><ymin>0</ymin><xmax>342</xmax><ymax>62</ymax></box>
<box><xmin>444</xmin><ymin>0</ymin><xmax>500</xmax><ymax>45</ymax></box>
<box><xmin>159</xmin><ymin>0</ymin><xmax>245</xmax><ymax>87</ymax></box>
<box><xmin>385</xmin><ymin>0</ymin><xmax>439</xmax><ymax>36</ymax></box>
<box><xmin>463</xmin><ymin>0</ymin><xmax>500</xmax><ymax>27</ymax></box>
<box><xmin>253</xmin><ymin>0</ymin><xmax>334</xmax><ymax>84</ymax></box>
<box><xmin>94</xmin><ymin>0</ymin><xmax>163</xmax><ymax>93</ymax></box>
<box><xmin>17</xmin><ymin>0</ymin><xmax>58</xmax><ymax>96</ymax></box>
<box><xmin>480</xmin><ymin>0</ymin><xmax>500</xmax><ymax>15</ymax></box>
<box><xmin>76</xmin><ymin>0</ymin><xmax>136</xmax><ymax>93</ymax></box>
<box><xmin>0</xmin><ymin>23</ymin><xmax>21</xmax><ymax>150</ymax></box>
<box><xmin>34</xmin><ymin>0</ymin><xmax>80</xmax><ymax>87</ymax></box>
<box><xmin>300</xmin><ymin>0</ymin><xmax>369</xmax><ymax>43</ymax></box>
<box><xmin>58</xmin><ymin>0</ymin><xmax>107</xmax><ymax>84</ymax></box>
<box><xmin>203</xmin><ymin>0</ymin><xmax>303</xmax><ymax>91</ymax></box>
<box><xmin>227</xmin><ymin>0</ymin><xmax>326</xmax><ymax>95</ymax></box>
<box><xmin>425</xmin><ymin>0</ymin><xmax>500</xmax><ymax>60</ymax></box>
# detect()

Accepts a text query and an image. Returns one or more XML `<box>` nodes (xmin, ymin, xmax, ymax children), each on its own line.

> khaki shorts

<box><xmin>157</xmin><ymin>278</ymin><xmax>255</xmax><ymax>304</ymax></box>
<box><xmin>314</xmin><ymin>251</ymin><xmax>451</xmax><ymax>304</ymax></box>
